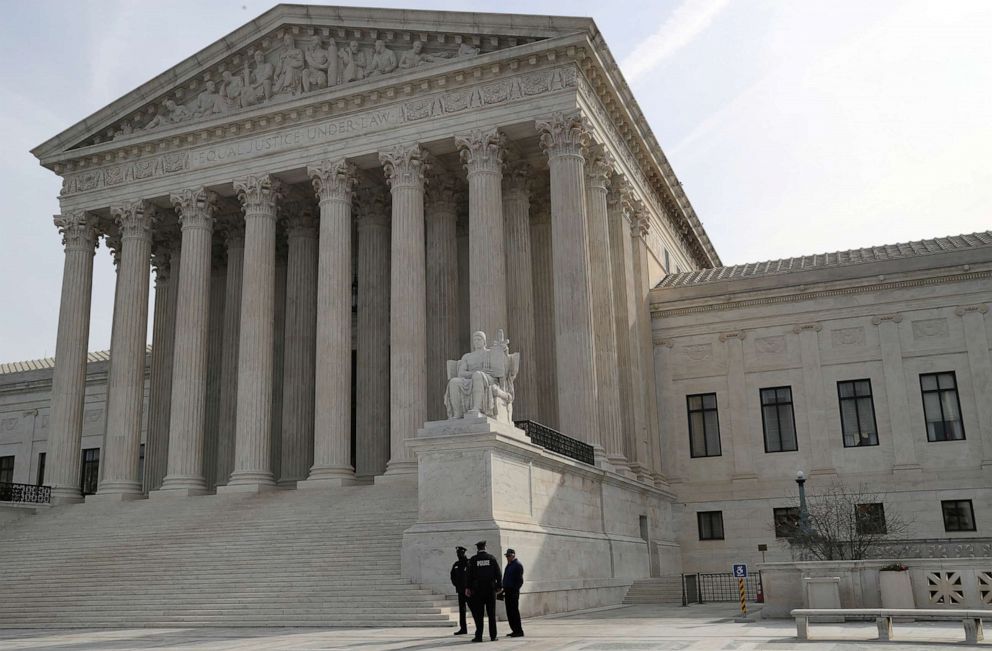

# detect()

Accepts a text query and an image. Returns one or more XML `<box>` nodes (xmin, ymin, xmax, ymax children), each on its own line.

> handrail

<box><xmin>0</xmin><ymin>482</ymin><xmax>52</xmax><ymax>504</ymax></box>
<box><xmin>513</xmin><ymin>420</ymin><xmax>595</xmax><ymax>465</ymax></box>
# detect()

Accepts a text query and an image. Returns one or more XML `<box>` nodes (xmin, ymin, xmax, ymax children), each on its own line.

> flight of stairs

<box><xmin>622</xmin><ymin>577</ymin><xmax>684</xmax><ymax>605</ymax></box>
<box><xmin>0</xmin><ymin>484</ymin><xmax>459</xmax><ymax>628</ymax></box>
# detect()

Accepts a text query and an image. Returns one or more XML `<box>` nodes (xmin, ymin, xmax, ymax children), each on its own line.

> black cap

<box><xmin>476</xmin><ymin>540</ymin><xmax>487</xmax><ymax>550</ymax></box>
<box><xmin>504</xmin><ymin>548</ymin><xmax>516</xmax><ymax>556</ymax></box>
<box><xmin>456</xmin><ymin>546</ymin><xmax>467</xmax><ymax>553</ymax></box>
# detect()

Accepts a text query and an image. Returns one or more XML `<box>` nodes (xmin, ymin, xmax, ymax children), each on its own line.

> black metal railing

<box><xmin>514</xmin><ymin>420</ymin><xmax>595</xmax><ymax>465</ymax></box>
<box><xmin>0</xmin><ymin>482</ymin><xmax>52</xmax><ymax>504</ymax></box>
<box><xmin>690</xmin><ymin>572</ymin><xmax>762</xmax><ymax>603</ymax></box>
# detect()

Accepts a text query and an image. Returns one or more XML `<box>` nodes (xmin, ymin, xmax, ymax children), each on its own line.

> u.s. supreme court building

<box><xmin>0</xmin><ymin>4</ymin><xmax>990</xmax><ymax>627</ymax></box>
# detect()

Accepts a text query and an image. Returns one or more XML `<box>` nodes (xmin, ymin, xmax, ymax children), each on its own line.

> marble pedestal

<box><xmin>402</xmin><ymin>415</ymin><xmax>681</xmax><ymax>618</ymax></box>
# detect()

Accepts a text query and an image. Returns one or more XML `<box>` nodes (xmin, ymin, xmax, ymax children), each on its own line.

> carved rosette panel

<box><xmin>454</xmin><ymin>127</ymin><xmax>506</xmax><ymax>175</ymax></box>
<box><xmin>536</xmin><ymin>111</ymin><xmax>590</xmax><ymax>159</ymax></box>
<box><xmin>379</xmin><ymin>143</ymin><xmax>428</xmax><ymax>189</ymax></box>
<box><xmin>111</xmin><ymin>200</ymin><xmax>159</xmax><ymax>242</ymax></box>
<box><xmin>170</xmin><ymin>188</ymin><xmax>218</xmax><ymax>231</ymax></box>
<box><xmin>53</xmin><ymin>211</ymin><xmax>98</xmax><ymax>253</ymax></box>
<box><xmin>308</xmin><ymin>159</ymin><xmax>358</xmax><ymax>204</ymax></box>
<box><xmin>234</xmin><ymin>174</ymin><xmax>282</xmax><ymax>218</ymax></box>
<box><xmin>584</xmin><ymin>144</ymin><xmax>614</xmax><ymax>192</ymax></box>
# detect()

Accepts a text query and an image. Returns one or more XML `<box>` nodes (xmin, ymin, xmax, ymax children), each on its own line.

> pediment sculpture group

<box><xmin>123</xmin><ymin>34</ymin><xmax>481</xmax><ymax>138</ymax></box>
<box><xmin>445</xmin><ymin>330</ymin><xmax>519</xmax><ymax>424</ymax></box>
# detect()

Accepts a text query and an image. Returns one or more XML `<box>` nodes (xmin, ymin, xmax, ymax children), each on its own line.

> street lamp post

<box><xmin>796</xmin><ymin>470</ymin><xmax>809</xmax><ymax>534</ymax></box>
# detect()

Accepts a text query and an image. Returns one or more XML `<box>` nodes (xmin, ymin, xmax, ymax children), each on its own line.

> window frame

<box><xmin>697</xmin><ymin>511</ymin><xmax>725</xmax><ymax>541</ymax></box>
<box><xmin>941</xmin><ymin>499</ymin><xmax>977</xmax><ymax>532</ymax></box>
<box><xmin>837</xmin><ymin>379</ymin><xmax>879</xmax><ymax>447</ymax></box>
<box><xmin>0</xmin><ymin>455</ymin><xmax>14</xmax><ymax>485</ymax></box>
<box><xmin>855</xmin><ymin>502</ymin><xmax>887</xmax><ymax>535</ymax></box>
<box><xmin>760</xmin><ymin>386</ymin><xmax>799</xmax><ymax>453</ymax></box>
<box><xmin>920</xmin><ymin>372</ymin><xmax>966</xmax><ymax>442</ymax></box>
<box><xmin>687</xmin><ymin>392</ymin><xmax>722</xmax><ymax>458</ymax></box>
<box><xmin>36</xmin><ymin>452</ymin><xmax>46</xmax><ymax>486</ymax></box>
<box><xmin>773</xmin><ymin>507</ymin><xmax>800</xmax><ymax>538</ymax></box>
<box><xmin>80</xmin><ymin>448</ymin><xmax>100</xmax><ymax>496</ymax></box>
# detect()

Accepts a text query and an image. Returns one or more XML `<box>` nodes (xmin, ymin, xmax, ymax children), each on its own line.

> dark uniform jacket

<box><xmin>450</xmin><ymin>557</ymin><xmax>468</xmax><ymax>592</ymax></box>
<box><xmin>502</xmin><ymin>558</ymin><xmax>524</xmax><ymax>594</ymax></box>
<box><xmin>466</xmin><ymin>551</ymin><xmax>502</xmax><ymax>594</ymax></box>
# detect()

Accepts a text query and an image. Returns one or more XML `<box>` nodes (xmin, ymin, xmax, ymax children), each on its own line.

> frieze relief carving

<box><xmin>59</xmin><ymin>66</ymin><xmax>576</xmax><ymax>197</ymax></box>
<box><xmin>831</xmin><ymin>327</ymin><xmax>865</xmax><ymax>347</ymax></box>
<box><xmin>912</xmin><ymin>318</ymin><xmax>949</xmax><ymax>340</ymax></box>
<box><xmin>681</xmin><ymin>343</ymin><xmax>712</xmax><ymax>362</ymax></box>
<box><xmin>0</xmin><ymin>417</ymin><xmax>18</xmax><ymax>431</ymax></box>
<box><xmin>754</xmin><ymin>335</ymin><xmax>786</xmax><ymax>354</ymax></box>
<box><xmin>96</xmin><ymin>30</ymin><xmax>489</xmax><ymax>144</ymax></box>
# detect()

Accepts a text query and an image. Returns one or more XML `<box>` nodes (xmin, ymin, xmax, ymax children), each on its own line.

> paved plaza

<box><xmin>0</xmin><ymin>604</ymin><xmax>984</xmax><ymax>650</ymax></box>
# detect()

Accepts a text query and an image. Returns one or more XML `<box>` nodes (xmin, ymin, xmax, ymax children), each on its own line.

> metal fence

<box><xmin>514</xmin><ymin>420</ymin><xmax>595</xmax><ymax>465</ymax></box>
<box><xmin>686</xmin><ymin>572</ymin><xmax>762</xmax><ymax>603</ymax></box>
<box><xmin>0</xmin><ymin>482</ymin><xmax>52</xmax><ymax>504</ymax></box>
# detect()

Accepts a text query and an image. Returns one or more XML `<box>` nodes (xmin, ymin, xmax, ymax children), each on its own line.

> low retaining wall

<box><xmin>760</xmin><ymin>558</ymin><xmax>992</xmax><ymax>617</ymax></box>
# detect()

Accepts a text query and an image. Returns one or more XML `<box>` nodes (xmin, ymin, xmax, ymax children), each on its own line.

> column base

<box><xmin>297</xmin><ymin>470</ymin><xmax>356</xmax><ymax>490</ymax></box>
<box><xmin>156</xmin><ymin>475</ymin><xmax>208</xmax><ymax>496</ymax></box>
<box><xmin>217</xmin><ymin>471</ymin><xmax>276</xmax><ymax>494</ymax></box>
<box><xmin>49</xmin><ymin>487</ymin><xmax>84</xmax><ymax>505</ymax></box>
<box><xmin>375</xmin><ymin>460</ymin><xmax>418</xmax><ymax>484</ymax></box>
<box><xmin>276</xmin><ymin>479</ymin><xmax>300</xmax><ymax>489</ymax></box>
<box><xmin>149</xmin><ymin>486</ymin><xmax>209</xmax><ymax>499</ymax></box>
<box><xmin>86</xmin><ymin>491</ymin><xmax>144</xmax><ymax>504</ymax></box>
<box><xmin>593</xmin><ymin>445</ymin><xmax>614</xmax><ymax>472</ymax></box>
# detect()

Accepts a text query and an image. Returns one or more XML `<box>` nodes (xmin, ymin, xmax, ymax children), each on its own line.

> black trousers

<box><xmin>504</xmin><ymin>590</ymin><xmax>522</xmax><ymax>634</ymax></box>
<box><xmin>470</xmin><ymin>591</ymin><xmax>497</xmax><ymax>640</ymax></box>
<box><xmin>457</xmin><ymin>593</ymin><xmax>469</xmax><ymax>632</ymax></box>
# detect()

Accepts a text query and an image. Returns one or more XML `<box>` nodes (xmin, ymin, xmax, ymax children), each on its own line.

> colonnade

<box><xmin>45</xmin><ymin>111</ymin><xmax>667</xmax><ymax>503</ymax></box>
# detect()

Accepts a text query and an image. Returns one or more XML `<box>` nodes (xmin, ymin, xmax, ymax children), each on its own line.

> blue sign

<box><xmin>733</xmin><ymin>563</ymin><xmax>748</xmax><ymax>578</ymax></box>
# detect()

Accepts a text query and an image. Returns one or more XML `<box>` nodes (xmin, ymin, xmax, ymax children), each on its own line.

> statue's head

<box><xmin>283</xmin><ymin>34</ymin><xmax>294</xmax><ymax>47</ymax></box>
<box><xmin>349</xmin><ymin>40</ymin><xmax>360</xmax><ymax>52</ymax></box>
<box><xmin>471</xmin><ymin>331</ymin><xmax>487</xmax><ymax>351</ymax></box>
<box><xmin>412</xmin><ymin>40</ymin><xmax>424</xmax><ymax>53</ymax></box>
<box><xmin>375</xmin><ymin>40</ymin><xmax>385</xmax><ymax>52</ymax></box>
<box><xmin>204</xmin><ymin>81</ymin><xmax>216</xmax><ymax>92</ymax></box>
<box><xmin>254</xmin><ymin>51</ymin><xmax>265</xmax><ymax>63</ymax></box>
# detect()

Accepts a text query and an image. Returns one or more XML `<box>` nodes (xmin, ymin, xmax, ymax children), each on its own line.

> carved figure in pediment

<box><xmin>249</xmin><ymin>50</ymin><xmax>275</xmax><ymax>102</ymax></box>
<box><xmin>274</xmin><ymin>34</ymin><xmax>305</xmax><ymax>96</ymax></box>
<box><xmin>112</xmin><ymin>121</ymin><xmax>133</xmax><ymax>140</ymax></box>
<box><xmin>367</xmin><ymin>40</ymin><xmax>398</xmax><ymax>76</ymax></box>
<box><xmin>145</xmin><ymin>99</ymin><xmax>189</xmax><ymax>130</ymax></box>
<box><xmin>340</xmin><ymin>40</ymin><xmax>368</xmax><ymax>82</ymax></box>
<box><xmin>302</xmin><ymin>36</ymin><xmax>331</xmax><ymax>91</ymax></box>
<box><xmin>457</xmin><ymin>42</ymin><xmax>480</xmax><ymax>57</ymax></box>
<box><xmin>399</xmin><ymin>40</ymin><xmax>431</xmax><ymax>69</ymax></box>
<box><xmin>191</xmin><ymin>80</ymin><xmax>226</xmax><ymax>117</ymax></box>
<box><xmin>221</xmin><ymin>70</ymin><xmax>249</xmax><ymax>109</ymax></box>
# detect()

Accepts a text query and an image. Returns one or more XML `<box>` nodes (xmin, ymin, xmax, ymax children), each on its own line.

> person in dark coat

<box><xmin>450</xmin><ymin>546</ymin><xmax>469</xmax><ymax>635</ymax></box>
<box><xmin>501</xmin><ymin>548</ymin><xmax>524</xmax><ymax>637</ymax></box>
<box><xmin>465</xmin><ymin>540</ymin><xmax>502</xmax><ymax>642</ymax></box>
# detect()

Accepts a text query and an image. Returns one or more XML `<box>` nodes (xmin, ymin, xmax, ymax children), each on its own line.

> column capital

<box><xmin>871</xmin><ymin>313</ymin><xmax>904</xmax><ymax>326</ymax></box>
<box><xmin>104</xmin><ymin>229</ymin><xmax>123</xmax><ymax>267</ymax></box>
<box><xmin>955</xmin><ymin>304</ymin><xmax>990</xmax><ymax>317</ymax></box>
<box><xmin>629</xmin><ymin>201</ymin><xmax>650</xmax><ymax>239</ymax></box>
<box><xmin>170</xmin><ymin>188</ymin><xmax>218</xmax><ymax>231</ymax></box>
<box><xmin>792</xmin><ymin>323</ymin><xmax>823</xmax><ymax>335</ymax></box>
<box><xmin>151</xmin><ymin>242</ymin><xmax>172</xmax><ymax>283</ymax></box>
<box><xmin>234</xmin><ymin>174</ymin><xmax>282</xmax><ymax>217</ymax></box>
<box><xmin>111</xmin><ymin>200</ymin><xmax>159</xmax><ymax>241</ymax></box>
<box><xmin>219</xmin><ymin>217</ymin><xmax>246</xmax><ymax>249</ymax></box>
<box><xmin>584</xmin><ymin>145</ymin><xmax>615</xmax><ymax>192</ymax></box>
<box><xmin>502</xmin><ymin>161</ymin><xmax>532</xmax><ymax>198</ymax></box>
<box><xmin>308</xmin><ymin>159</ymin><xmax>358</xmax><ymax>204</ymax></box>
<box><xmin>426</xmin><ymin>172</ymin><xmax>460</xmax><ymax>214</ymax></box>
<box><xmin>455</xmin><ymin>127</ymin><xmax>506</xmax><ymax>175</ymax></box>
<box><xmin>355</xmin><ymin>185</ymin><xmax>390</xmax><ymax>230</ymax></box>
<box><xmin>536</xmin><ymin>110</ymin><xmax>591</xmax><ymax>159</ymax></box>
<box><xmin>53</xmin><ymin>211</ymin><xmax>98</xmax><ymax>253</ymax></box>
<box><xmin>281</xmin><ymin>201</ymin><xmax>319</xmax><ymax>239</ymax></box>
<box><xmin>380</xmin><ymin>143</ymin><xmax>429</xmax><ymax>189</ymax></box>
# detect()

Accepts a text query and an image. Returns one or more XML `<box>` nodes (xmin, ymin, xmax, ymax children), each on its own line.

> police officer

<box><xmin>465</xmin><ymin>540</ymin><xmax>501</xmax><ymax>642</ymax></box>
<box><xmin>450</xmin><ymin>546</ymin><xmax>469</xmax><ymax>635</ymax></box>
<box><xmin>501</xmin><ymin>548</ymin><xmax>524</xmax><ymax>637</ymax></box>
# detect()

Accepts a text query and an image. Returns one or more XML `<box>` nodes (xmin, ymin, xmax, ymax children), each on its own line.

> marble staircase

<box><xmin>0</xmin><ymin>484</ymin><xmax>459</xmax><ymax>628</ymax></box>
<box><xmin>622</xmin><ymin>577</ymin><xmax>684</xmax><ymax>605</ymax></box>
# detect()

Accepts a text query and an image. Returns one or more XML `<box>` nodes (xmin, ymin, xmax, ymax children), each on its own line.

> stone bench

<box><xmin>791</xmin><ymin>608</ymin><xmax>988</xmax><ymax>644</ymax></box>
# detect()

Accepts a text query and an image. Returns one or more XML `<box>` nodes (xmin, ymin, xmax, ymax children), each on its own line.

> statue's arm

<box><xmin>457</xmin><ymin>358</ymin><xmax>472</xmax><ymax>379</ymax></box>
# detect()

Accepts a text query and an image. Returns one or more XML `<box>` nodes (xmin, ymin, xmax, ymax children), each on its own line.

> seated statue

<box><xmin>444</xmin><ymin>330</ymin><xmax>519</xmax><ymax>423</ymax></box>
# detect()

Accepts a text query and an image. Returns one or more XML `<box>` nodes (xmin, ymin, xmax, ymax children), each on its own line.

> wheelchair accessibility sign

<box><xmin>733</xmin><ymin>563</ymin><xmax>748</xmax><ymax>578</ymax></box>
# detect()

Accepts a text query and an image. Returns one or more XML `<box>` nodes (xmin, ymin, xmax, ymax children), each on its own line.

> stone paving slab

<box><xmin>0</xmin><ymin>604</ymin><xmax>984</xmax><ymax>650</ymax></box>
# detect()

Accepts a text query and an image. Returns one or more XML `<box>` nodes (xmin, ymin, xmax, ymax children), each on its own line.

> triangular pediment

<box><xmin>33</xmin><ymin>4</ymin><xmax>593</xmax><ymax>162</ymax></box>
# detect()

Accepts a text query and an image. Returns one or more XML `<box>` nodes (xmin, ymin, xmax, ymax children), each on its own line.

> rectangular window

<box><xmin>856</xmin><ymin>503</ymin><xmax>887</xmax><ymax>535</ymax></box>
<box><xmin>697</xmin><ymin>511</ymin><xmax>725</xmax><ymax>540</ymax></box>
<box><xmin>838</xmin><ymin>379</ymin><xmax>879</xmax><ymax>447</ymax></box>
<box><xmin>687</xmin><ymin>393</ymin><xmax>721</xmax><ymax>458</ymax></box>
<box><xmin>761</xmin><ymin>386</ymin><xmax>798</xmax><ymax>452</ymax></box>
<box><xmin>773</xmin><ymin>507</ymin><xmax>799</xmax><ymax>538</ymax></box>
<box><xmin>941</xmin><ymin>499</ymin><xmax>976</xmax><ymax>532</ymax></box>
<box><xmin>80</xmin><ymin>448</ymin><xmax>100</xmax><ymax>496</ymax></box>
<box><xmin>0</xmin><ymin>455</ymin><xmax>13</xmax><ymax>484</ymax></box>
<box><xmin>921</xmin><ymin>372</ymin><xmax>965</xmax><ymax>441</ymax></box>
<box><xmin>37</xmin><ymin>452</ymin><xmax>46</xmax><ymax>486</ymax></box>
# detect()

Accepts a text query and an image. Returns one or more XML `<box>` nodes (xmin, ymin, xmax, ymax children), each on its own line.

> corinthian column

<box><xmin>46</xmin><ymin>212</ymin><xmax>98</xmax><ymax>504</ymax></box>
<box><xmin>355</xmin><ymin>187</ymin><xmax>391</xmax><ymax>479</ymax></box>
<box><xmin>214</xmin><ymin>221</ymin><xmax>244</xmax><ymax>486</ymax></box>
<box><xmin>455</xmin><ymin>127</ymin><xmax>507</xmax><ymax>338</ymax></box>
<box><xmin>529</xmin><ymin>192</ymin><xmax>559</xmax><ymax>429</ymax></box>
<box><xmin>425</xmin><ymin>173</ymin><xmax>460</xmax><ymax>421</ymax></box>
<box><xmin>380</xmin><ymin>143</ymin><xmax>428</xmax><ymax>478</ymax></box>
<box><xmin>279</xmin><ymin>201</ymin><xmax>318</xmax><ymax>487</ymax></box>
<box><xmin>585</xmin><ymin>147</ymin><xmax>625</xmax><ymax>471</ymax></box>
<box><xmin>157</xmin><ymin>189</ymin><xmax>215</xmax><ymax>496</ymax></box>
<box><xmin>536</xmin><ymin>111</ymin><xmax>601</xmax><ymax>452</ymax></box>
<box><xmin>503</xmin><ymin>162</ymin><xmax>537</xmax><ymax>421</ymax></box>
<box><xmin>223</xmin><ymin>174</ymin><xmax>282</xmax><ymax>491</ymax></box>
<box><xmin>143</xmin><ymin>243</ymin><xmax>174</xmax><ymax>493</ymax></box>
<box><xmin>301</xmin><ymin>160</ymin><xmax>357</xmax><ymax>488</ymax></box>
<box><xmin>96</xmin><ymin>201</ymin><xmax>157</xmax><ymax>500</ymax></box>
<box><xmin>607</xmin><ymin>180</ymin><xmax>643</xmax><ymax>478</ymax></box>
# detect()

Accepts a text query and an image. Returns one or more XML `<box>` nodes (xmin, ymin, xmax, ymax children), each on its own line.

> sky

<box><xmin>1</xmin><ymin>0</ymin><xmax>990</xmax><ymax>363</ymax></box>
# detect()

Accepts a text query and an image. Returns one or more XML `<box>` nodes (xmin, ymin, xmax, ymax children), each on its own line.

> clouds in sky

<box><xmin>621</xmin><ymin>0</ymin><xmax>729</xmax><ymax>82</ymax></box>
